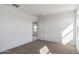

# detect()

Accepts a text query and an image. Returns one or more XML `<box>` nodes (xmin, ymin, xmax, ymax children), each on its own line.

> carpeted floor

<box><xmin>1</xmin><ymin>40</ymin><xmax>78</xmax><ymax>54</ymax></box>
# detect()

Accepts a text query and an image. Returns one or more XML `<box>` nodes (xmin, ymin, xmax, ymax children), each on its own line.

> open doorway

<box><xmin>33</xmin><ymin>22</ymin><xmax>38</xmax><ymax>40</ymax></box>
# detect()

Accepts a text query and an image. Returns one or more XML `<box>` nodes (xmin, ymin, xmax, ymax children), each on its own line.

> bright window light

<box><xmin>62</xmin><ymin>24</ymin><xmax>73</xmax><ymax>37</ymax></box>
<box><xmin>62</xmin><ymin>24</ymin><xmax>73</xmax><ymax>45</ymax></box>
<box><xmin>62</xmin><ymin>31</ymin><xmax>73</xmax><ymax>45</ymax></box>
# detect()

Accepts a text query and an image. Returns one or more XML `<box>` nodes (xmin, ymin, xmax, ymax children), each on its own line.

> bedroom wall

<box><xmin>0</xmin><ymin>5</ymin><xmax>37</xmax><ymax>52</ymax></box>
<box><xmin>38</xmin><ymin>11</ymin><xmax>75</xmax><ymax>46</ymax></box>
<box><xmin>76</xmin><ymin>7</ymin><xmax>79</xmax><ymax>51</ymax></box>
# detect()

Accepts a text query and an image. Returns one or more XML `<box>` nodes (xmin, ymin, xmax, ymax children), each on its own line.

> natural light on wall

<box><xmin>62</xmin><ymin>24</ymin><xmax>73</xmax><ymax>45</ymax></box>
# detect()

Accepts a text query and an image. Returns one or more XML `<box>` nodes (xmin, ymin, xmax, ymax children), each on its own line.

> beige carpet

<box><xmin>4</xmin><ymin>40</ymin><xmax>78</xmax><ymax>54</ymax></box>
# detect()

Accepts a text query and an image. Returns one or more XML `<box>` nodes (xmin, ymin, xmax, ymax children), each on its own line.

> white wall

<box><xmin>38</xmin><ymin>11</ymin><xmax>75</xmax><ymax>46</ymax></box>
<box><xmin>76</xmin><ymin>8</ymin><xmax>79</xmax><ymax>51</ymax></box>
<box><xmin>0</xmin><ymin>5</ymin><xmax>37</xmax><ymax>52</ymax></box>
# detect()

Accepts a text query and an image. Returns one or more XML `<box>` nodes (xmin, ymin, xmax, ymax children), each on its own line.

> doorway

<box><xmin>33</xmin><ymin>22</ymin><xmax>38</xmax><ymax>40</ymax></box>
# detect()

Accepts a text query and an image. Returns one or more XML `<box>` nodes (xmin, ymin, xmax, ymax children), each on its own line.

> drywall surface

<box><xmin>76</xmin><ymin>9</ymin><xmax>79</xmax><ymax>51</ymax></box>
<box><xmin>0</xmin><ymin>5</ymin><xmax>37</xmax><ymax>52</ymax></box>
<box><xmin>38</xmin><ymin>11</ymin><xmax>75</xmax><ymax>46</ymax></box>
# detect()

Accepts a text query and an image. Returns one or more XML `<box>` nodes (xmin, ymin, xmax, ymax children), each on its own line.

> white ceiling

<box><xmin>17</xmin><ymin>4</ymin><xmax>77</xmax><ymax>16</ymax></box>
